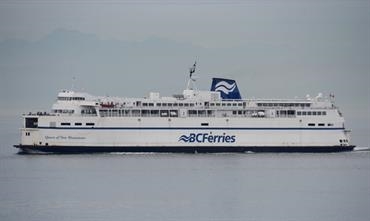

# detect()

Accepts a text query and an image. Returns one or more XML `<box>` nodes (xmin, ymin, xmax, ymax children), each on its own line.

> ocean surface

<box><xmin>0</xmin><ymin>117</ymin><xmax>369</xmax><ymax>221</ymax></box>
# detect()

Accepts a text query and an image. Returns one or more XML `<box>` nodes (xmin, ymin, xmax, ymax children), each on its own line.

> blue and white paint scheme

<box><xmin>15</xmin><ymin>65</ymin><xmax>355</xmax><ymax>153</ymax></box>
<box><xmin>211</xmin><ymin>78</ymin><xmax>242</xmax><ymax>100</ymax></box>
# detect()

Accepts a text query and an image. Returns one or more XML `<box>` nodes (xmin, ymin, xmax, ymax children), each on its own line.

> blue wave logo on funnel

<box><xmin>211</xmin><ymin>78</ymin><xmax>241</xmax><ymax>99</ymax></box>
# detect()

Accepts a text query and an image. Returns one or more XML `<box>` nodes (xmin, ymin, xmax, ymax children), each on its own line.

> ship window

<box><xmin>190</xmin><ymin>103</ymin><xmax>194</xmax><ymax>107</ymax></box>
<box><xmin>61</xmin><ymin>122</ymin><xmax>70</xmax><ymax>126</ymax></box>
<box><xmin>317</xmin><ymin>112</ymin><xmax>322</xmax><ymax>116</ymax></box>
<box><xmin>151</xmin><ymin>110</ymin><xmax>159</xmax><ymax>116</ymax></box>
<box><xmin>160</xmin><ymin>110</ymin><xmax>168</xmax><ymax>117</ymax></box>
<box><xmin>328</xmin><ymin>123</ymin><xmax>334</xmax><ymax>126</ymax></box>
<box><xmin>302</xmin><ymin>112</ymin><xmax>306</xmax><ymax>116</ymax></box>
<box><xmin>308</xmin><ymin>123</ymin><xmax>315</xmax><ymax>126</ymax></box>
<box><xmin>170</xmin><ymin>110</ymin><xmax>178</xmax><ymax>117</ymax></box>
<box><xmin>313</xmin><ymin>112</ymin><xmax>317</xmax><ymax>115</ymax></box>
<box><xmin>179</xmin><ymin>103</ymin><xmax>184</xmax><ymax>107</ymax></box>
<box><xmin>210</xmin><ymin>103</ymin><xmax>215</xmax><ymax>106</ymax></box>
<box><xmin>112</xmin><ymin>109</ymin><xmax>118</xmax><ymax>117</ymax></box>
<box><xmin>162</xmin><ymin>103</ymin><xmax>167</xmax><ymax>107</ymax></box>
<box><xmin>307</xmin><ymin>112</ymin><xmax>312</xmax><ymax>115</ymax></box>
<box><xmin>232</xmin><ymin>111</ymin><xmax>237</xmax><ymax>115</ymax></box>
<box><xmin>238</xmin><ymin>103</ymin><xmax>242</xmax><ymax>106</ymax></box>
<box><xmin>280</xmin><ymin>110</ymin><xmax>287</xmax><ymax>115</ymax></box>
<box><xmin>227</xmin><ymin>103</ymin><xmax>231</xmax><ymax>106</ymax></box>
<box><xmin>188</xmin><ymin>110</ymin><xmax>197</xmax><ymax>116</ymax></box>
<box><xmin>323</xmin><ymin>111</ymin><xmax>326</xmax><ymax>115</ymax></box>
<box><xmin>287</xmin><ymin>110</ymin><xmax>295</xmax><ymax>116</ymax></box>
<box><xmin>184</xmin><ymin>103</ymin><xmax>189</xmax><ymax>107</ymax></box>
<box><xmin>238</xmin><ymin>111</ymin><xmax>243</xmax><ymax>115</ymax></box>
<box><xmin>86</xmin><ymin>123</ymin><xmax>95</xmax><ymax>126</ymax></box>
<box><xmin>216</xmin><ymin>103</ymin><xmax>221</xmax><ymax>106</ymax></box>
<box><xmin>297</xmin><ymin>111</ymin><xmax>301</xmax><ymax>116</ymax></box>
<box><xmin>99</xmin><ymin>110</ymin><xmax>108</xmax><ymax>117</ymax></box>
<box><xmin>132</xmin><ymin>110</ymin><xmax>140</xmax><ymax>116</ymax></box>
<box><xmin>257</xmin><ymin>103</ymin><xmax>262</xmax><ymax>107</ymax></box>
<box><xmin>232</xmin><ymin>103</ymin><xmax>237</xmax><ymax>106</ymax></box>
<box><xmin>201</xmin><ymin>123</ymin><xmax>209</xmax><ymax>126</ymax></box>
<box><xmin>318</xmin><ymin>123</ymin><xmax>325</xmax><ymax>126</ymax></box>
<box><xmin>157</xmin><ymin>103</ymin><xmax>161</xmax><ymax>107</ymax></box>
<box><xmin>222</xmin><ymin>103</ymin><xmax>226</xmax><ymax>106</ymax></box>
<box><xmin>25</xmin><ymin>117</ymin><xmax>38</xmax><ymax>128</ymax></box>
<box><xmin>149</xmin><ymin>103</ymin><xmax>154</xmax><ymax>107</ymax></box>
<box><xmin>173</xmin><ymin>103</ymin><xmax>178</xmax><ymax>107</ymax></box>
<box><xmin>75</xmin><ymin>123</ymin><xmax>82</xmax><ymax>126</ymax></box>
<box><xmin>141</xmin><ymin>110</ymin><xmax>150</xmax><ymax>116</ymax></box>
<box><xmin>198</xmin><ymin>110</ymin><xmax>206</xmax><ymax>116</ymax></box>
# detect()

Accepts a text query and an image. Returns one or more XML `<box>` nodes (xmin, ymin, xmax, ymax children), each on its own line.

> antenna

<box><xmin>71</xmin><ymin>76</ymin><xmax>76</xmax><ymax>91</ymax></box>
<box><xmin>186</xmin><ymin>60</ymin><xmax>198</xmax><ymax>90</ymax></box>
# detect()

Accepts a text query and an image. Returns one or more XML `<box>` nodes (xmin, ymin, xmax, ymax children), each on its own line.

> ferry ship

<box><xmin>14</xmin><ymin>64</ymin><xmax>355</xmax><ymax>153</ymax></box>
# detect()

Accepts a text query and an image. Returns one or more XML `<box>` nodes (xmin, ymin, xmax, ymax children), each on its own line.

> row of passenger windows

<box><xmin>61</xmin><ymin>122</ymin><xmax>95</xmax><ymax>126</ymax></box>
<box><xmin>99</xmin><ymin>109</ymin><xmax>268</xmax><ymax>118</ymax></box>
<box><xmin>99</xmin><ymin>109</ymin><xmax>270</xmax><ymax>118</ymax></box>
<box><xmin>127</xmin><ymin>102</ymin><xmax>244</xmax><ymax>107</ymax></box>
<box><xmin>58</xmin><ymin>97</ymin><xmax>85</xmax><ymax>101</ymax></box>
<box><xmin>53</xmin><ymin>109</ymin><xmax>74</xmax><ymax>114</ymax></box>
<box><xmin>210</xmin><ymin>103</ymin><xmax>243</xmax><ymax>107</ymax></box>
<box><xmin>258</xmin><ymin>103</ymin><xmax>310</xmax><ymax>107</ymax></box>
<box><xmin>276</xmin><ymin>110</ymin><xmax>296</xmax><ymax>116</ymax></box>
<box><xmin>297</xmin><ymin>111</ymin><xmax>326</xmax><ymax>116</ymax></box>
<box><xmin>308</xmin><ymin>123</ymin><xmax>334</xmax><ymax>126</ymax></box>
<box><xmin>99</xmin><ymin>109</ymin><xmax>216</xmax><ymax>117</ymax></box>
<box><xmin>155</xmin><ymin>103</ymin><xmax>194</xmax><ymax>107</ymax></box>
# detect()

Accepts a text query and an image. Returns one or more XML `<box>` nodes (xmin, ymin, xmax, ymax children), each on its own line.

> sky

<box><xmin>0</xmin><ymin>0</ymin><xmax>369</xmax><ymax>146</ymax></box>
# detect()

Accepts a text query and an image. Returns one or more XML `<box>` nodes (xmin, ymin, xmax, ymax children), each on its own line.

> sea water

<box><xmin>0</xmin><ymin>117</ymin><xmax>369</xmax><ymax>221</ymax></box>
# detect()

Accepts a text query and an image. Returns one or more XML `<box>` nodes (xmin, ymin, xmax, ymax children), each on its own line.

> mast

<box><xmin>186</xmin><ymin>61</ymin><xmax>198</xmax><ymax>90</ymax></box>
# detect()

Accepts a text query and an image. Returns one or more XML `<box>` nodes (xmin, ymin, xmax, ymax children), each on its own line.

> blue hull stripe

<box><xmin>37</xmin><ymin>127</ymin><xmax>345</xmax><ymax>131</ymax></box>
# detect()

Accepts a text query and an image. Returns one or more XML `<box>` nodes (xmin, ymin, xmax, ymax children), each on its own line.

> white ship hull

<box><xmin>16</xmin><ymin>116</ymin><xmax>354</xmax><ymax>153</ymax></box>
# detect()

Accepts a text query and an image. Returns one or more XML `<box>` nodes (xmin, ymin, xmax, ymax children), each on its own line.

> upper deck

<box><xmin>41</xmin><ymin>87</ymin><xmax>339</xmax><ymax>120</ymax></box>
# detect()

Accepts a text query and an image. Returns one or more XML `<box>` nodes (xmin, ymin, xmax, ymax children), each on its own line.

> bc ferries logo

<box><xmin>210</xmin><ymin>78</ymin><xmax>242</xmax><ymax>100</ymax></box>
<box><xmin>178</xmin><ymin>132</ymin><xmax>236</xmax><ymax>143</ymax></box>
<box><xmin>214</xmin><ymin>81</ymin><xmax>236</xmax><ymax>95</ymax></box>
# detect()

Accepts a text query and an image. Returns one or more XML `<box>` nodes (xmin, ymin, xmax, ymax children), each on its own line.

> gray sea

<box><xmin>1</xmin><ymin>117</ymin><xmax>369</xmax><ymax>221</ymax></box>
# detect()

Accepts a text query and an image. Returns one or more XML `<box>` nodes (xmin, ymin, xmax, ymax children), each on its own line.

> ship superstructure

<box><xmin>15</xmin><ymin>66</ymin><xmax>354</xmax><ymax>153</ymax></box>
